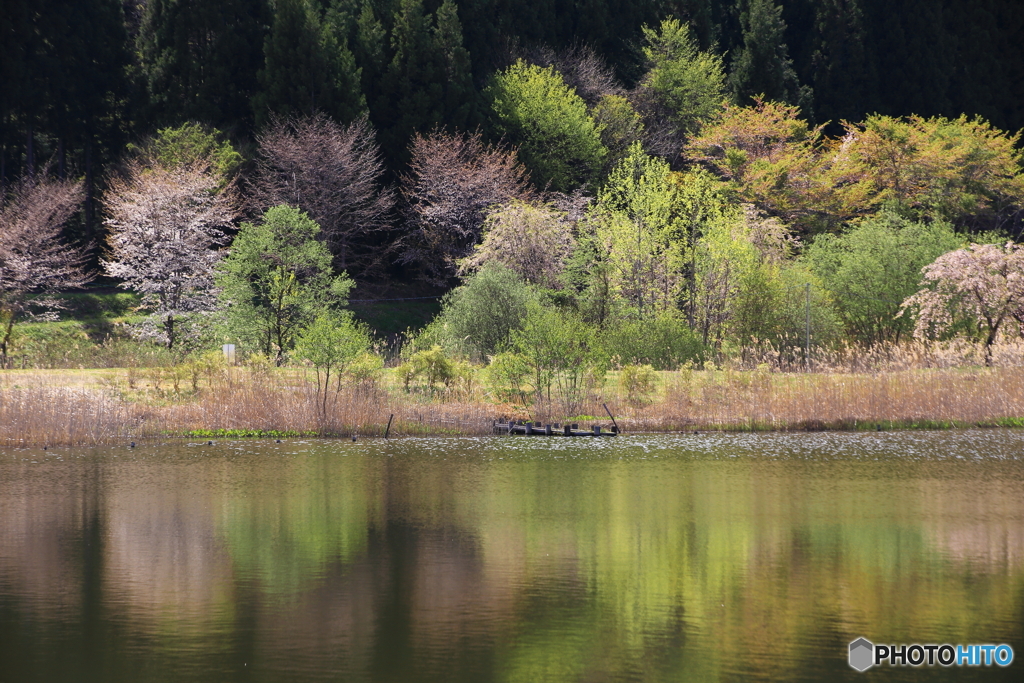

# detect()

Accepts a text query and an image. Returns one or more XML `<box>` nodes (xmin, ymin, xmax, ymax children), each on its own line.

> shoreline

<box><xmin>4</xmin><ymin>365</ymin><xmax>1024</xmax><ymax>448</ymax></box>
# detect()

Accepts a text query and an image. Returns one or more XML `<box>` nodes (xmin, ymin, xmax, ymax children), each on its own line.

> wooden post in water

<box><xmin>602</xmin><ymin>403</ymin><xmax>620</xmax><ymax>434</ymax></box>
<box><xmin>384</xmin><ymin>414</ymin><xmax>394</xmax><ymax>439</ymax></box>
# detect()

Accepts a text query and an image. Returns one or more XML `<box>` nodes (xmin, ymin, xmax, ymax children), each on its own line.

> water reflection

<box><xmin>1</xmin><ymin>432</ymin><xmax>1022</xmax><ymax>682</ymax></box>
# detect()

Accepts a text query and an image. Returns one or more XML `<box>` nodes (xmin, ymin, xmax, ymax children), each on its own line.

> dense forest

<box><xmin>3</xmin><ymin>1</ymin><xmax>1023</xmax><ymax>238</ymax></box>
<box><xmin>3</xmin><ymin>0</ymin><xmax>1024</xmax><ymax>371</ymax></box>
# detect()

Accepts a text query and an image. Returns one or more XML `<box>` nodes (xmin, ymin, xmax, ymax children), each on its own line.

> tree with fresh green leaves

<box><xmin>215</xmin><ymin>205</ymin><xmax>353</xmax><ymax>363</ymax></box>
<box><xmin>636</xmin><ymin>17</ymin><xmax>727</xmax><ymax>140</ymax></box>
<box><xmin>486</xmin><ymin>60</ymin><xmax>607</xmax><ymax>192</ymax></box>
<box><xmin>294</xmin><ymin>311</ymin><xmax>372</xmax><ymax>414</ymax></box>
<box><xmin>598</xmin><ymin>312</ymin><xmax>705</xmax><ymax>370</ymax></box>
<box><xmin>683</xmin><ymin>98</ymin><xmax>830</xmax><ymax>234</ymax></box>
<box><xmin>589</xmin><ymin>142</ymin><xmax>687</xmax><ymax>318</ymax></box>
<box><xmin>806</xmin><ymin>208</ymin><xmax>962</xmax><ymax>345</ymax></box>
<box><xmin>132</xmin><ymin>122</ymin><xmax>243</xmax><ymax>187</ymax></box>
<box><xmin>834</xmin><ymin>114</ymin><xmax>1024</xmax><ymax>232</ymax></box>
<box><xmin>425</xmin><ymin>262</ymin><xmax>538</xmax><ymax>361</ymax></box>
<box><xmin>511</xmin><ymin>304</ymin><xmax>603</xmax><ymax>416</ymax></box>
<box><xmin>591</xmin><ymin>94</ymin><xmax>645</xmax><ymax>173</ymax></box>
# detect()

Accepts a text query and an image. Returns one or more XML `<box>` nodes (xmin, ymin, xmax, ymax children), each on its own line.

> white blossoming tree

<box><xmin>103</xmin><ymin>160</ymin><xmax>237</xmax><ymax>349</ymax></box>
<box><xmin>0</xmin><ymin>176</ymin><xmax>92</xmax><ymax>366</ymax></box>
<box><xmin>901</xmin><ymin>242</ymin><xmax>1024</xmax><ymax>363</ymax></box>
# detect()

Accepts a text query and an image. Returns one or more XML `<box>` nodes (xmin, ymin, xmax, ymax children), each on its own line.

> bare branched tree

<box><xmin>103</xmin><ymin>160</ymin><xmax>237</xmax><ymax>349</ymax></box>
<box><xmin>522</xmin><ymin>44</ymin><xmax>624</xmax><ymax>107</ymax></box>
<box><xmin>251</xmin><ymin>114</ymin><xmax>394</xmax><ymax>276</ymax></box>
<box><xmin>400</xmin><ymin>129</ymin><xmax>533</xmax><ymax>284</ymax></box>
<box><xmin>0</xmin><ymin>176</ymin><xmax>92</xmax><ymax>366</ymax></box>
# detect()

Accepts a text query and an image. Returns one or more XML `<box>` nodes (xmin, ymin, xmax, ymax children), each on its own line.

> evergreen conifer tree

<box><xmin>729</xmin><ymin>0</ymin><xmax>812</xmax><ymax>112</ymax></box>
<box><xmin>254</xmin><ymin>0</ymin><xmax>364</xmax><ymax>127</ymax></box>
<box><xmin>138</xmin><ymin>0</ymin><xmax>270</xmax><ymax>130</ymax></box>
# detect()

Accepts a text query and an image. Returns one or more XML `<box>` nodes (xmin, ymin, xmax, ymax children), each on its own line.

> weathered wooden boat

<box><xmin>493</xmin><ymin>420</ymin><xmax>618</xmax><ymax>437</ymax></box>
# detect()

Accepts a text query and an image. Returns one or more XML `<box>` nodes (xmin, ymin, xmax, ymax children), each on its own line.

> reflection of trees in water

<box><xmin>1</xmin><ymin>441</ymin><xmax>1023</xmax><ymax>679</ymax></box>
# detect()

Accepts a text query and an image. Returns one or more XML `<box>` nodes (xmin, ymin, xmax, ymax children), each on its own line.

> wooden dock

<box><xmin>493</xmin><ymin>420</ymin><xmax>618</xmax><ymax>437</ymax></box>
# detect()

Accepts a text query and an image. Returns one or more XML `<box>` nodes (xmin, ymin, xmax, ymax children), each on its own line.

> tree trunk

<box><xmin>26</xmin><ymin>126</ymin><xmax>34</xmax><ymax>179</ymax></box>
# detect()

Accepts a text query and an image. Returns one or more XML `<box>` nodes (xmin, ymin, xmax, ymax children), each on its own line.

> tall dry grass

<box><xmin>6</xmin><ymin>339</ymin><xmax>1024</xmax><ymax>447</ymax></box>
<box><xmin>0</xmin><ymin>386</ymin><xmax>142</xmax><ymax>448</ymax></box>
<box><xmin>611</xmin><ymin>366</ymin><xmax>1024</xmax><ymax>432</ymax></box>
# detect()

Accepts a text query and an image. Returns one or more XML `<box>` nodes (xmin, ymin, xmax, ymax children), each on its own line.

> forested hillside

<box><xmin>3</xmin><ymin>1</ymin><xmax>1023</xmax><ymax>239</ymax></box>
<box><xmin>4</xmin><ymin>0</ymin><xmax>1024</xmax><ymax>369</ymax></box>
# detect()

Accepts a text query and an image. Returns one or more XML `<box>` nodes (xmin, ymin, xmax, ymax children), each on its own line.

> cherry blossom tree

<box><xmin>103</xmin><ymin>160</ymin><xmax>237</xmax><ymax>349</ymax></box>
<box><xmin>0</xmin><ymin>176</ymin><xmax>92</xmax><ymax>366</ymax></box>
<box><xmin>459</xmin><ymin>200</ymin><xmax>573</xmax><ymax>289</ymax></box>
<box><xmin>251</xmin><ymin>114</ymin><xmax>394</xmax><ymax>276</ymax></box>
<box><xmin>399</xmin><ymin>129</ymin><xmax>533</xmax><ymax>284</ymax></box>
<box><xmin>901</xmin><ymin>242</ymin><xmax>1024</xmax><ymax>363</ymax></box>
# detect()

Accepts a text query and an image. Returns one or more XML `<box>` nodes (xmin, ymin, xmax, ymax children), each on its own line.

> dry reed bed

<box><xmin>5</xmin><ymin>364</ymin><xmax>1024</xmax><ymax>448</ymax></box>
<box><xmin>618</xmin><ymin>367</ymin><xmax>1024</xmax><ymax>432</ymax></box>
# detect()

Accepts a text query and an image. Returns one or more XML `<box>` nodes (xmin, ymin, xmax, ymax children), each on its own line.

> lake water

<box><xmin>1</xmin><ymin>431</ymin><xmax>1022</xmax><ymax>682</ymax></box>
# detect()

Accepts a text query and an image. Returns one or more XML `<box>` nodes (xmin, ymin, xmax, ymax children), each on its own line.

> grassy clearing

<box><xmin>5</xmin><ymin>354</ymin><xmax>1024</xmax><ymax>447</ymax></box>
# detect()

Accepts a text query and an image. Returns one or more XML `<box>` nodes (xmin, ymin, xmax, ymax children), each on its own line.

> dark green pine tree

<box><xmin>1</xmin><ymin>0</ymin><xmax>130</xmax><ymax>239</ymax></box>
<box><xmin>254</xmin><ymin>0</ymin><xmax>365</xmax><ymax>127</ymax></box>
<box><xmin>138</xmin><ymin>0</ymin><xmax>271</xmax><ymax>131</ymax></box>
<box><xmin>376</xmin><ymin>0</ymin><xmax>475</xmax><ymax>164</ymax></box>
<box><xmin>729</xmin><ymin>0</ymin><xmax>812</xmax><ymax>112</ymax></box>
<box><xmin>807</xmin><ymin>0</ymin><xmax>876</xmax><ymax>126</ymax></box>
<box><xmin>432</xmin><ymin>0</ymin><xmax>477</xmax><ymax>131</ymax></box>
<box><xmin>354</xmin><ymin>1</ymin><xmax>389</xmax><ymax>126</ymax></box>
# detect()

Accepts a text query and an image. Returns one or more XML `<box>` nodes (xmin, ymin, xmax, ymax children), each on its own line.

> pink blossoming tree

<box><xmin>901</xmin><ymin>242</ymin><xmax>1024</xmax><ymax>363</ymax></box>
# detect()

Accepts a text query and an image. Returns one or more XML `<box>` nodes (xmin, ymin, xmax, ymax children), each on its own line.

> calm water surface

<box><xmin>1</xmin><ymin>431</ymin><xmax>1022</xmax><ymax>682</ymax></box>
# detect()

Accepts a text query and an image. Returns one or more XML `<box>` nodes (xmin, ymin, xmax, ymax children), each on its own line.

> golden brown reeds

<box><xmin>0</xmin><ymin>386</ymin><xmax>142</xmax><ymax>447</ymax></box>
<box><xmin>607</xmin><ymin>366</ymin><xmax>1024</xmax><ymax>432</ymax></box>
<box><xmin>6</xmin><ymin>340</ymin><xmax>1024</xmax><ymax>447</ymax></box>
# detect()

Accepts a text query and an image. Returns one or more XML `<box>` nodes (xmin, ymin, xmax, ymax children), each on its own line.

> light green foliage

<box><xmin>215</xmin><ymin>205</ymin><xmax>353</xmax><ymax>363</ymax></box>
<box><xmin>486</xmin><ymin>60</ymin><xmax>607</xmax><ymax>192</ymax></box>
<box><xmin>619</xmin><ymin>363</ymin><xmax>658</xmax><ymax>407</ymax></box>
<box><xmin>461</xmin><ymin>200</ymin><xmax>573</xmax><ymax>289</ymax></box>
<box><xmin>347</xmin><ymin>351</ymin><xmax>384</xmax><ymax>390</ymax></box>
<box><xmin>428</xmin><ymin>263</ymin><xmax>538</xmax><ymax>360</ymax></box>
<box><xmin>137</xmin><ymin>122</ymin><xmax>242</xmax><ymax>183</ymax></box>
<box><xmin>590</xmin><ymin>143</ymin><xmax>688</xmax><ymax>318</ymax></box>
<box><xmin>639</xmin><ymin>17</ymin><xmax>727</xmax><ymax>135</ymax></box>
<box><xmin>730</xmin><ymin>258</ymin><xmax>841</xmax><ymax>358</ymax></box>
<box><xmin>294</xmin><ymin>311</ymin><xmax>371</xmax><ymax>411</ymax></box>
<box><xmin>806</xmin><ymin>208</ymin><xmax>962</xmax><ymax>345</ymax></box>
<box><xmin>689</xmin><ymin>214</ymin><xmax>760</xmax><ymax>346</ymax></box>
<box><xmin>512</xmin><ymin>304</ymin><xmax>603</xmax><ymax>415</ymax></box>
<box><xmin>403</xmin><ymin>345</ymin><xmax>458</xmax><ymax>394</ymax></box>
<box><xmin>591</xmin><ymin>94</ymin><xmax>644</xmax><ymax>170</ymax></box>
<box><xmin>598</xmin><ymin>312</ymin><xmax>705</xmax><ymax>370</ymax></box>
<box><xmin>483</xmin><ymin>351</ymin><xmax>530</xmax><ymax>404</ymax></box>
